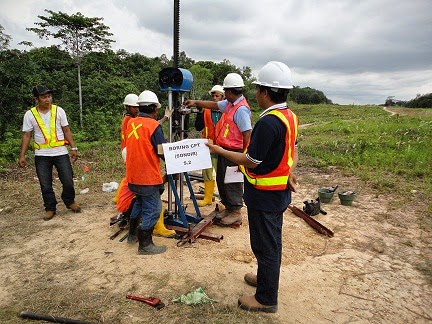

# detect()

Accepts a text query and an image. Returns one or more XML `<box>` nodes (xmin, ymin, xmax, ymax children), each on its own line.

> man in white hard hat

<box><xmin>125</xmin><ymin>90</ymin><xmax>172</xmax><ymax>255</ymax></box>
<box><xmin>194</xmin><ymin>85</ymin><xmax>224</xmax><ymax>207</ymax></box>
<box><xmin>121</xmin><ymin>94</ymin><xmax>139</xmax><ymax>151</ymax></box>
<box><xmin>184</xmin><ymin>73</ymin><xmax>252</xmax><ymax>225</ymax></box>
<box><xmin>115</xmin><ymin>93</ymin><xmax>175</xmax><ymax>240</ymax></box>
<box><xmin>206</xmin><ymin>61</ymin><xmax>299</xmax><ymax>313</ymax></box>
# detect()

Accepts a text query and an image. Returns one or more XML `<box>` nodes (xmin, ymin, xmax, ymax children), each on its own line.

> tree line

<box><xmin>385</xmin><ymin>94</ymin><xmax>432</xmax><ymax>108</ymax></box>
<box><xmin>1</xmin><ymin>12</ymin><xmax>332</xmax><ymax>145</ymax></box>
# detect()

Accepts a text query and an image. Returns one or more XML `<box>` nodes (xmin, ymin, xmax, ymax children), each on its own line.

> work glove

<box><xmin>164</xmin><ymin>107</ymin><xmax>174</xmax><ymax>119</ymax></box>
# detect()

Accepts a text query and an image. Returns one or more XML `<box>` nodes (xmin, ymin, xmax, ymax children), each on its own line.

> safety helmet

<box><xmin>252</xmin><ymin>61</ymin><xmax>293</xmax><ymax>89</ymax></box>
<box><xmin>208</xmin><ymin>85</ymin><xmax>224</xmax><ymax>95</ymax></box>
<box><xmin>123</xmin><ymin>94</ymin><xmax>139</xmax><ymax>107</ymax></box>
<box><xmin>222</xmin><ymin>73</ymin><xmax>245</xmax><ymax>88</ymax></box>
<box><xmin>137</xmin><ymin>90</ymin><xmax>161</xmax><ymax>108</ymax></box>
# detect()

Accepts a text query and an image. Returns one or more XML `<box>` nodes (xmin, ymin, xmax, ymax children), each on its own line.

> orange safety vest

<box><xmin>202</xmin><ymin>109</ymin><xmax>221</xmax><ymax>141</ymax></box>
<box><xmin>121</xmin><ymin>114</ymin><xmax>133</xmax><ymax>151</ymax></box>
<box><xmin>240</xmin><ymin>108</ymin><xmax>298</xmax><ymax>190</ymax></box>
<box><xmin>125</xmin><ymin>117</ymin><xmax>163</xmax><ymax>186</ymax></box>
<box><xmin>30</xmin><ymin>105</ymin><xmax>67</xmax><ymax>149</ymax></box>
<box><xmin>215</xmin><ymin>97</ymin><xmax>250</xmax><ymax>149</ymax></box>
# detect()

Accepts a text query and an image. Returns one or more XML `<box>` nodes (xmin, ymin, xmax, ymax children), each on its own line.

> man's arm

<box><xmin>62</xmin><ymin>126</ymin><xmax>78</xmax><ymax>163</ymax></box>
<box><xmin>206</xmin><ymin>142</ymin><xmax>258</xmax><ymax>169</ymax></box>
<box><xmin>19</xmin><ymin>132</ymin><xmax>32</xmax><ymax>167</ymax></box>
<box><xmin>158</xmin><ymin>106</ymin><xmax>174</xmax><ymax>125</ymax></box>
<box><xmin>242</xmin><ymin>129</ymin><xmax>251</xmax><ymax>151</ymax></box>
<box><xmin>183</xmin><ymin>100</ymin><xmax>219</xmax><ymax>111</ymax></box>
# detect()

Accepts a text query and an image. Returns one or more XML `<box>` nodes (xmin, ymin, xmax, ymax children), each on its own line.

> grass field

<box><xmin>290</xmin><ymin>104</ymin><xmax>432</xmax><ymax>204</ymax></box>
<box><xmin>0</xmin><ymin>104</ymin><xmax>431</xmax><ymax>323</ymax></box>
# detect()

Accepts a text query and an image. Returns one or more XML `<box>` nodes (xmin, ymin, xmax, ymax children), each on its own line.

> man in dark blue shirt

<box><xmin>206</xmin><ymin>61</ymin><xmax>299</xmax><ymax>313</ymax></box>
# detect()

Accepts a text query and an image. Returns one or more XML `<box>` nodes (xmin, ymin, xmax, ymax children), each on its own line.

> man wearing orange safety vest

<box><xmin>121</xmin><ymin>94</ymin><xmax>140</xmax><ymax>151</ymax></box>
<box><xmin>19</xmin><ymin>85</ymin><xmax>81</xmax><ymax>221</ymax></box>
<box><xmin>194</xmin><ymin>85</ymin><xmax>224</xmax><ymax>207</ymax></box>
<box><xmin>116</xmin><ymin>93</ymin><xmax>175</xmax><ymax>239</ymax></box>
<box><xmin>125</xmin><ymin>90</ymin><xmax>171</xmax><ymax>255</ymax></box>
<box><xmin>206</xmin><ymin>62</ymin><xmax>299</xmax><ymax>313</ymax></box>
<box><xmin>184</xmin><ymin>73</ymin><xmax>252</xmax><ymax>225</ymax></box>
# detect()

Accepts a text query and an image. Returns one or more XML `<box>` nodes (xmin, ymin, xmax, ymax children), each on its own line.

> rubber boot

<box><xmin>127</xmin><ymin>216</ymin><xmax>139</xmax><ymax>244</ymax></box>
<box><xmin>197</xmin><ymin>180</ymin><xmax>215</xmax><ymax>207</ymax></box>
<box><xmin>153</xmin><ymin>210</ymin><xmax>176</xmax><ymax>238</ymax></box>
<box><xmin>137</xmin><ymin>228</ymin><xmax>167</xmax><ymax>255</ymax></box>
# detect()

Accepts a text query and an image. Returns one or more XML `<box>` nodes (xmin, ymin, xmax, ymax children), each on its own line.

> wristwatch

<box><xmin>71</xmin><ymin>147</ymin><xmax>78</xmax><ymax>151</ymax></box>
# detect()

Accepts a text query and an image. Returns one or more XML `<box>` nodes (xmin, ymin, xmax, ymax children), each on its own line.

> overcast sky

<box><xmin>1</xmin><ymin>0</ymin><xmax>431</xmax><ymax>105</ymax></box>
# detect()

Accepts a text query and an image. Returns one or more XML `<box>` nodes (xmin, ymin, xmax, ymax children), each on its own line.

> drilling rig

<box><xmin>159</xmin><ymin>1</ymin><xmax>222</xmax><ymax>244</ymax></box>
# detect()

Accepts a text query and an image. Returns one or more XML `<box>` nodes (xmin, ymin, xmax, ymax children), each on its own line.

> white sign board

<box><xmin>162</xmin><ymin>139</ymin><xmax>212</xmax><ymax>175</ymax></box>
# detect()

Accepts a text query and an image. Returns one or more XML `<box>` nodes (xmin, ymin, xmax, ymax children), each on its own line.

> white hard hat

<box><xmin>137</xmin><ymin>90</ymin><xmax>161</xmax><ymax>108</ymax></box>
<box><xmin>123</xmin><ymin>94</ymin><xmax>139</xmax><ymax>107</ymax></box>
<box><xmin>121</xmin><ymin>147</ymin><xmax>127</xmax><ymax>162</ymax></box>
<box><xmin>252</xmin><ymin>61</ymin><xmax>293</xmax><ymax>89</ymax></box>
<box><xmin>208</xmin><ymin>85</ymin><xmax>224</xmax><ymax>95</ymax></box>
<box><xmin>223</xmin><ymin>73</ymin><xmax>245</xmax><ymax>88</ymax></box>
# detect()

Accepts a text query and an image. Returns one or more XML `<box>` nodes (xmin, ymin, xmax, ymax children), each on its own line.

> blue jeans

<box><xmin>248</xmin><ymin>207</ymin><xmax>283</xmax><ymax>306</ymax></box>
<box><xmin>35</xmin><ymin>154</ymin><xmax>75</xmax><ymax>212</ymax></box>
<box><xmin>128</xmin><ymin>184</ymin><xmax>162</xmax><ymax>231</ymax></box>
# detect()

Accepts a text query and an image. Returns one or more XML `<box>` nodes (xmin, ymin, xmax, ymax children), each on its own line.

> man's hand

<box><xmin>164</xmin><ymin>107</ymin><xmax>174</xmax><ymax>119</ymax></box>
<box><xmin>18</xmin><ymin>156</ymin><xmax>26</xmax><ymax>168</ymax></box>
<box><xmin>205</xmin><ymin>141</ymin><xmax>223</xmax><ymax>155</ymax></box>
<box><xmin>288</xmin><ymin>174</ymin><xmax>298</xmax><ymax>193</ymax></box>
<box><xmin>70</xmin><ymin>151</ymin><xmax>78</xmax><ymax>163</ymax></box>
<box><xmin>183</xmin><ymin>100</ymin><xmax>195</xmax><ymax>107</ymax></box>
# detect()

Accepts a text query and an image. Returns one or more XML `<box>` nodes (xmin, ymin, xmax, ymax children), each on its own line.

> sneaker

<box><xmin>67</xmin><ymin>202</ymin><xmax>81</xmax><ymax>213</ymax></box>
<box><xmin>43</xmin><ymin>210</ymin><xmax>56</xmax><ymax>221</ymax></box>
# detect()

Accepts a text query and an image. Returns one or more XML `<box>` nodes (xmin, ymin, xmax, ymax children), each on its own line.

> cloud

<box><xmin>1</xmin><ymin>0</ymin><xmax>431</xmax><ymax>104</ymax></box>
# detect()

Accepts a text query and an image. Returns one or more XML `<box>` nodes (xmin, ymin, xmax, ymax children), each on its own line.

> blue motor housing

<box><xmin>158</xmin><ymin>68</ymin><xmax>193</xmax><ymax>92</ymax></box>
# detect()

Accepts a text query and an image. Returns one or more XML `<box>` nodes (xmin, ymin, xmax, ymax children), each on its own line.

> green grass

<box><xmin>289</xmin><ymin>105</ymin><xmax>432</xmax><ymax>194</ymax></box>
<box><xmin>1</xmin><ymin>104</ymin><xmax>431</xmax><ymax>321</ymax></box>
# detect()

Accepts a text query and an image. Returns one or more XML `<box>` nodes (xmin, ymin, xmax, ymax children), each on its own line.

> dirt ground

<box><xmin>1</xmin><ymin>163</ymin><xmax>431</xmax><ymax>323</ymax></box>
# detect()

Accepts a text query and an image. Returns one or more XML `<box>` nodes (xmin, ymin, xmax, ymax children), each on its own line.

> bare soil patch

<box><xmin>0</xmin><ymin>165</ymin><xmax>431</xmax><ymax>323</ymax></box>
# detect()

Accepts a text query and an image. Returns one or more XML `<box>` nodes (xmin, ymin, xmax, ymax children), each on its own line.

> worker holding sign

<box><xmin>206</xmin><ymin>62</ymin><xmax>299</xmax><ymax>313</ymax></box>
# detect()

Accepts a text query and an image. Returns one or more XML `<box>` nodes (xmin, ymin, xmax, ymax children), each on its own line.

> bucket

<box><xmin>338</xmin><ymin>190</ymin><xmax>356</xmax><ymax>206</ymax></box>
<box><xmin>317</xmin><ymin>188</ymin><xmax>335</xmax><ymax>203</ymax></box>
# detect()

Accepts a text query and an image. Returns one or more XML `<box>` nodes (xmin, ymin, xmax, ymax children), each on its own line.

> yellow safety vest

<box><xmin>30</xmin><ymin>105</ymin><xmax>67</xmax><ymax>149</ymax></box>
<box><xmin>239</xmin><ymin>108</ymin><xmax>298</xmax><ymax>190</ymax></box>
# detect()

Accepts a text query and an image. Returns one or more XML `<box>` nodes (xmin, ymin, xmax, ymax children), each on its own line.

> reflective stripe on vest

<box><xmin>121</xmin><ymin>115</ymin><xmax>133</xmax><ymax>151</ymax></box>
<box><xmin>30</xmin><ymin>105</ymin><xmax>66</xmax><ymax>149</ymax></box>
<box><xmin>202</xmin><ymin>109</ymin><xmax>220</xmax><ymax>141</ymax></box>
<box><xmin>239</xmin><ymin>108</ymin><xmax>298</xmax><ymax>190</ymax></box>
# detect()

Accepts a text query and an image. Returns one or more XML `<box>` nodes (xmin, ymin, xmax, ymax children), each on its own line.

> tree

<box><xmin>189</xmin><ymin>65</ymin><xmax>213</xmax><ymax>100</ymax></box>
<box><xmin>0</xmin><ymin>24</ymin><xmax>12</xmax><ymax>51</ymax></box>
<box><xmin>405</xmin><ymin>93</ymin><xmax>432</xmax><ymax>108</ymax></box>
<box><xmin>27</xmin><ymin>10</ymin><xmax>114</xmax><ymax>127</ymax></box>
<box><xmin>0</xmin><ymin>49</ymin><xmax>40</xmax><ymax>141</ymax></box>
